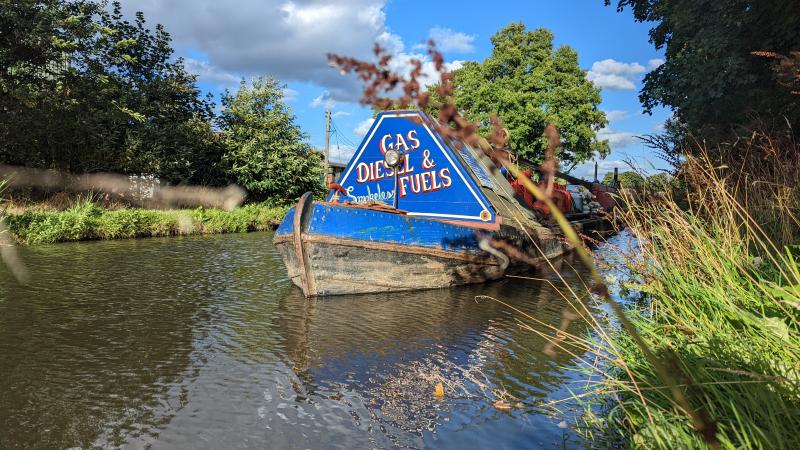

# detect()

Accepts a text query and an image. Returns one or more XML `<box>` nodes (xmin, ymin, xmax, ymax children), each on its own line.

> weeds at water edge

<box><xmin>547</xmin><ymin>157</ymin><xmax>800</xmax><ymax>449</ymax></box>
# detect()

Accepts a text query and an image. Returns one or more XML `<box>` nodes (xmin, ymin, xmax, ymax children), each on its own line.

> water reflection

<box><xmin>0</xmin><ymin>232</ymin><xmax>601</xmax><ymax>449</ymax></box>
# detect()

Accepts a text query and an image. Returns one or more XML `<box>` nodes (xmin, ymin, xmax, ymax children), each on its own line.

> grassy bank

<box><xmin>578</xmin><ymin>159</ymin><xmax>800</xmax><ymax>448</ymax></box>
<box><xmin>3</xmin><ymin>200</ymin><xmax>289</xmax><ymax>245</ymax></box>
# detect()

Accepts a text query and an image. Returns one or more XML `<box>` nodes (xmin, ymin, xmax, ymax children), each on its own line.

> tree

<box><xmin>646</xmin><ymin>172</ymin><xmax>673</xmax><ymax>192</ymax></box>
<box><xmin>218</xmin><ymin>77</ymin><xmax>325</xmax><ymax>201</ymax></box>
<box><xmin>433</xmin><ymin>23</ymin><xmax>609</xmax><ymax>164</ymax></box>
<box><xmin>0</xmin><ymin>0</ymin><xmax>99</xmax><ymax>169</ymax></box>
<box><xmin>606</xmin><ymin>0</ymin><xmax>800</xmax><ymax>140</ymax></box>
<box><xmin>603</xmin><ymin>170</ymin><xmax>644</xmax><ymax>189</ymax></box>
<box><xmin>0</xmin><ymin>0</ymin><xmax>225</xmax><ymax>184</ymax></box>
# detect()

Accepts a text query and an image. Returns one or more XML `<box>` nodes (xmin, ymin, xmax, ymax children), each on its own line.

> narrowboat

<box><xmin>273</xmin><ymin>110</ymin><xmax>614</xmax><ymax>296</ymax></box>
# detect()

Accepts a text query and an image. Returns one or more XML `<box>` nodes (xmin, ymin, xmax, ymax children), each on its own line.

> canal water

<box><xmin>0</xmin><ymin>232</ymin><xmax>608</xmax><ymax>449</ymax></box>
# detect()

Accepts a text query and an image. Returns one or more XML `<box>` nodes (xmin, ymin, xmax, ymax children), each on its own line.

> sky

<box><xmin>124</xmin><ymin>0</ymin><xmax>672</xmax><ymax>180</ymax></box>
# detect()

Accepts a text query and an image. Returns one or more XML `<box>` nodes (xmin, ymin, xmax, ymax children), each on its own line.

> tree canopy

<box><xmin>218</xmin><ymin>77</ymin><xmax>325</xmax><ymax>201</ymax></box>
<box><xmin>1</xmin><ymin>0</ymin><xmax>224</xmax><ymax>184</ymax></box>
<box><xmin>1</xmin><ymin>0</ymin><xmax>328</xmax><ymax>203</ymax></box>
<box><xmin>436</xmin><ymin>23</ymin><xmax>609</xmax><ymax>164</ymax></box>
<box><xmin>606</xmin><ymin>0</ymin><xmax>800</xmax><ymax>139</ymax></box>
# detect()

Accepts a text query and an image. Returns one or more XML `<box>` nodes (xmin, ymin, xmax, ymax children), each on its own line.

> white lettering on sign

<box><xmin>354</xmin><ymin>132</ymin><xmax>454</xmax><ymax>199</ymax></box>
<box><xmin>397</xmin><ymin>168</ymin><xmax>452</xmax><ymax>197</ymax></box>
<box><xmin>346</xmin><ymin>184</ymin><xmax>394</xmax><ymax>203</ymax></box>
<box><xmin>378</xmin><ymin>130</ymin><xmax>421</xmax><ymax>154</ymax></box>
<box><xmin>355</xmin><ymin>155</ymin><xmax>414</xmax><ymax>183</ymax></box>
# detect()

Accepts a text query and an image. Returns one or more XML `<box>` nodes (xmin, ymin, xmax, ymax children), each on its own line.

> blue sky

<box><xmin>126</xmin><ymin>0</ymin><xmax>671</xmax><ymax>180</ymax></box>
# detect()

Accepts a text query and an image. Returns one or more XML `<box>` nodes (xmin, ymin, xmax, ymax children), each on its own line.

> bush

<box><xmin>218</xmin><ymin>77</ymin><xmax>326</xmax><ymax>201</ymax></box>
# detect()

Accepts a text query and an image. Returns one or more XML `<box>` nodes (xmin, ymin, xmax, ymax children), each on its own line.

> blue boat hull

<box><xmin>273</xmin><ymin>193</ymin><xmax>567</xmax><ymax>296</ymax></box>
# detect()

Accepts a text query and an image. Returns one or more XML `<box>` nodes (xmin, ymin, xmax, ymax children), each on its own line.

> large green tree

<box><xmin>436</xmin><ymin>23</ymin><xmax>609</xmax><ymax>165</ymax></box>
<box><xmin>0</xmin><ymin>0</ymin><xmax>224</xmax><ymax>184</ymax></box>
<box><xmin>218</xmin><ymin>77</ymin><xmax>325</xmax><ymax>201</ymax></box>
<box><xmin>606</xmin><ymin>0</ymin><xmax>800</xmax><ymax>139</ymax></box>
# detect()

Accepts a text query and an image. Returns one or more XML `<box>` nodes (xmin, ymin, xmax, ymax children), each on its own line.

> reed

<box><xmin>694</xmin><ymin>128</ymin><xmax>800</xmax><ymax>248</ymax></box>
<box><xmin>570</xmin><ymin>154</ymin><xmax>800</xmax><ymax>449</ymax></box>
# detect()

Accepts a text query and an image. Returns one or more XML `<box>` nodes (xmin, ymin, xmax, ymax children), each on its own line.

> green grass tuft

<box><xmin>4</xmin><ymin>200</ymin><xmax>289</xmax><ymax>244</ymax></box>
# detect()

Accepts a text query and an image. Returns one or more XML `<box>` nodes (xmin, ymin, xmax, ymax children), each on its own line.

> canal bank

<box><xmin>2</xmin><ymin>201</ymin><xmax>288</xmax><ymax>245</ymax></box>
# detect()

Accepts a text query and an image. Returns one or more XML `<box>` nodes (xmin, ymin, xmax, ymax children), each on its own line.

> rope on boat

<box><xmin>478</xmin><ymin>236</ymin><xmax>510</xmax><ymax>270</ymax></box>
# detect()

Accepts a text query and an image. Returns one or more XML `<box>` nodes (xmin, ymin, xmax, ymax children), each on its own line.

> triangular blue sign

<box><xmin>330</xmin><ymin>111</ymin><xmax>495</xmax><ymax>223</ymax></box>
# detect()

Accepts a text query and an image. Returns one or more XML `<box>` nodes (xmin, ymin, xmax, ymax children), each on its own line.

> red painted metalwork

<box><xmin>508</xmin><ymin>169</ymin><xmax>573</xmax><ymax>216</ymax></box>
<box><xmin>590</xmin><ymin>183</ymin><xmax>616</xmax><ymax>210</ymax></box>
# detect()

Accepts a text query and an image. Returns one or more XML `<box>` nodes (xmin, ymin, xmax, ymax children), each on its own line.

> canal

<box><xmin>0</xmin><ymin>231</ymin><xmax>609</xmax><ymax>449</ymax></box>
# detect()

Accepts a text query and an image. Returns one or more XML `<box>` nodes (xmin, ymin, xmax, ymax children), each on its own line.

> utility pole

<box><xmin>324</xmin><ymin>110</ymin><xmax>331</xmax><ymax>167</ymax></box>
<box><xmin>324</xmin><ymin>110</ymin><xmax>332</xmax><ymax>185</ymax></box>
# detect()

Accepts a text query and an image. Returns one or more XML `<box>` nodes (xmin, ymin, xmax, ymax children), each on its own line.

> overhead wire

<box><xmin>327</xmin><ymin>117</ymin><xmax>361</xmax><ymax>165</ymax></box>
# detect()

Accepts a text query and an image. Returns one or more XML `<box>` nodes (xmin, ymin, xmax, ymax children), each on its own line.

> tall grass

<box><xmin>572</xmin><ymin>156</ymin><xmax>800</xmax><ymax>449</ymax></box>
<box><xmin>4</xmin><ymin>198</ymin><xmax>288</xmax><ymax>244</ymax></box>
<box><xmin>1</xmin><ymin>179</ymin><xmax>29</xmax><ymax>281</ymax></box>
<box><xmin>703</xmin><ymin>128</ymin><xmax>800</xmax><ymax>247</ymax></box>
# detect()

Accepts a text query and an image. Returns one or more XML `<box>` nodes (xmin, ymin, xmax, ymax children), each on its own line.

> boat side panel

<box><xmin>275</xmin><ymin>206</ymin><xmax>295</xmax><ymax>236</ymax></box>
<box><xmin>304</xmin><ymin>241</ymin><xmax>506</xmax><ymax>296</ymax></box>
<box><xmin>275</xmin><ymin>241</ymin><xmax>301</xmax><ymax>285</ymax></box>
<box><xmin>305</xmin><ymin>204</ymin><xmax>481</xmax><ymax>253</ymax></box>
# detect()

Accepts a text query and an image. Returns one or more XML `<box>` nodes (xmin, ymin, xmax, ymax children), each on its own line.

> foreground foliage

<box><xmin>4</xmin><ymin>201</ymin><xmax>288</xmax><ymax>244</ymax></box>
<box><xmin>583</xmin><ymin>159</ymin><xmax>800</xmax><ymax>449</ymax></box>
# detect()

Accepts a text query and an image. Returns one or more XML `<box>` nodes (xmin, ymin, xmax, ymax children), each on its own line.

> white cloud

<box><xmin>598</xmin><ymin>127</ymin><xmax>639</xmax><ymax>148</ymax></box>
<box><xmin>587</xmin><ymin>59</ymin><xmax>647</xmax><ymax>90</ymax></box>
<box><xmin>333</xmin><ymin>111</ymin><xmax>351</xmax><ymax>118</ymax></box>
<box><xmin>126</xmin><ymin>1</ymin><xmax>467</xmax><ymax>104</ymax></box>
<box><xmin>354</xmin><ymin>118</ymin><xmax>375</xmax><ymax>136</ymax></box>
<box><xmin>124</xmin><ymin>0</ymin><xmax>393</xmax><ymax>101</ymax></box>
<box><xmin>377</xmin><ymin>30</ymin><xmax>405</xmax><ymax>54</ymax></box>
<box><xmin>328</xmin><ymin>144</ymin><xmax>357</xmax><ymax>165</ymax></box>
<box><xmin>414</xmin><ymin>27</ymin><xmax>476</xmax><ymax>53</ymax></box>
<box><xmin>587</xmin><ymin>73</ymin><xmax>636</xmax><ymax>90</ymax></box>
<box><xmin>283</xmin><ymin>87</ymin><xmax>299</xmax><ymax>102</ymax></box>
<box><xmin>183</xmin><ymin>58</ymin><xmax>241</xmax><ymax>90</ymax></box>
<box><xmin>311</xmin><ymin>91</ymin><xmax>336</xmax><ymax>109</ymax></box>
<box><xmin>647</xmin><ymin>58</ymin><xmax>665</xmax><ymax>70</ymax></box>
<box><xmin>591</xmin><ymin>59</ymin><xmax>646</xmax><ymax>76</ymax></box>
<box><xmin>386</xmin><ymin>52</ymin><xmax>465</xmax><ymax>90</ymax></box>
<box><xmin>604</xmin><ymin>110</ymin><xmax>628</xmax><ymax>123</ymax></box>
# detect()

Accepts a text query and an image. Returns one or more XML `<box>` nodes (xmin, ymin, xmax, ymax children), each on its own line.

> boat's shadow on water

<box><xmin>269</xmin><ymin>252</ymin><xmax>600</xmax><ymax>445</ymax></box>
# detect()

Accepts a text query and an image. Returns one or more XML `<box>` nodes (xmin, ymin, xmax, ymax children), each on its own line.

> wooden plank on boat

<box><xmin>292</xmin><ymin>192</ymin><xmax>316</xmax><ymax>297</ymax></box>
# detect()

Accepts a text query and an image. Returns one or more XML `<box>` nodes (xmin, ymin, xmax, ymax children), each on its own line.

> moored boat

<box><xmin>273</xmin><ymin>110</ymin><xmax>614</xmax><ymax>296</ymax></box>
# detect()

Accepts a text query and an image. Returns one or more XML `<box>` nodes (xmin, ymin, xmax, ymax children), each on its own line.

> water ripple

<box><xmin>0</xmin><ymin>231</ymin><xmax>611</xmax><ymax>449</ymax></box>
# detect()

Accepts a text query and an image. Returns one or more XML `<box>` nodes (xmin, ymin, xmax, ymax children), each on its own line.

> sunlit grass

<box><xmin>531</xmin><ymin>155</ymin><xmax>800</xmax><ymax>449</ymax></box>
<box><xmin>3</xmin><ymin>197</ymin><xmax>289</xmax><ymax>244</ymax></box>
